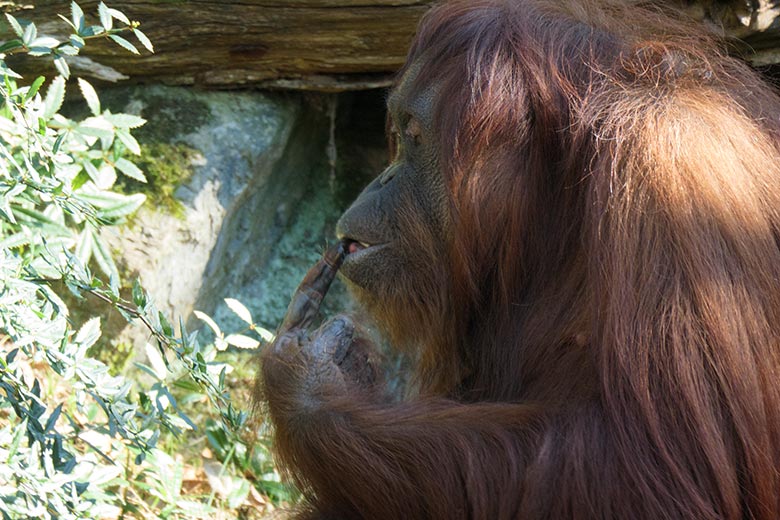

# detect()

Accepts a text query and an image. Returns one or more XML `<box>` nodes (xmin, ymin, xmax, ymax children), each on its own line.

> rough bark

<box><xmin>4</xmin><ymin>0</ymin><xmax>780</xmax><ymax>91</ymax></box>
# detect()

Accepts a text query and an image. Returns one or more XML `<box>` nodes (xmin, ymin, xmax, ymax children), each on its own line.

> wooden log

<box><xmin>4</xmin><ymin>0</ymin><xmax>780</xmax><ymax>91</ymax></box>
<box><xmin>6</xmin><ymin>1</ymin><xmax>435</xmax><ymax>90</ymax></box>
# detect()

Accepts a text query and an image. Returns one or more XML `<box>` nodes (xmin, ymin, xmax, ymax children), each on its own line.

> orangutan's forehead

<box><xmin>387</xmin><ymin>61</ymin><xmax>437</xmax><ymax>125</ymax></box>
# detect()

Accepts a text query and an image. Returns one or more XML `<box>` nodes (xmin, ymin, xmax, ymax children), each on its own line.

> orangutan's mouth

<box><xmin>339</xmin><ymin>238</ymin><xmax>389</xmax><ymax>264</ymax></box>
<box><xmin>342</xmin><ymin>239</ymin><xmax>371</xmax><ymax>255</ymax></box>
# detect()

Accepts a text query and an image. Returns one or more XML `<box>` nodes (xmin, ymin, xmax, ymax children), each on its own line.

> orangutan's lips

<box><xmin>344</xmin><ymin>239</ymin><xmax>370</xmax><ymax>255</ymax></box>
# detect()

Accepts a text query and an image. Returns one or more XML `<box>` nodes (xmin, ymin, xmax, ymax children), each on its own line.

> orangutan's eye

<box><xmin>405</xmin><ymin>117</ymin><xmax>423</xmax><ymax>147</ymax></box>
<box><xmin>389</xmin><ymin>125</ymin><xmax>402</xmax><ymax>161</ymax></box>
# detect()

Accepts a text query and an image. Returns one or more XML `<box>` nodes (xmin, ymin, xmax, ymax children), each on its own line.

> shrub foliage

<box><xmin>0</xmin><ymin>4</ymin><xmax>277</xmax><ymax>518</ymax></box>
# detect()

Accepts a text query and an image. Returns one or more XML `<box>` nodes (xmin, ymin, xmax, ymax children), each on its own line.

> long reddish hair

<box><xmin>396</xmin><ymin>1</ymin><xmax>780</xmax><ymax>517</ymax></box>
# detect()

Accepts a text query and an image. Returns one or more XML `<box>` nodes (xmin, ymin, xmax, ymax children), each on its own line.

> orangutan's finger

<box><xmin>309</xmin><ymin>315</ymin><xmax>354</xmax><ymax>364</ymax></box>
<box><xmin>279</xmin><ymin>242</ymin><xmax>346</xmax><ymax>333</ymax></box>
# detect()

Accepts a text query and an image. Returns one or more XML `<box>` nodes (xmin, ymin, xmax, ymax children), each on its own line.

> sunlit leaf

<box><xmin>77</xmin><ymin>78</ymin><xmax>100</xmax><ymax>116</ymax></box>
<box><xmin>77</xmin><ymin>116</ymin><xmax>114</xmax><ymax>140</ymax></box>
<box><xmin>91</xmin><ymin>228</ymin><xmax>119</xmax><ymax>280</ymax></box>
<box><xmin>104</xmin><ymin>113</ymin><xmax>145</xmax><ymax>129</ymax></box>
<box><xmin>97</xmin><ymin>2</ymin><xmax>112</xmax><ymax>30</ymax></box>
<box><xmin>25</xmin><ymin>76</ymin><xmax>45</xmax><ymax>102</ymax></box>
<box><xmin>0</xmin><ymin>39</ymin><xmax>23</xmax><ymax>53</ymax></box>
<box><xmin>75</xmin><ymin>227</ymin><xmax>94</xmax><ymax>265</ymax></box>
<box><xmin>75</xmin><ymin>316</ymin><xmax>101</xmax><ymax>349</ymax></box>
<box><xmin>96</xmin><ymin>162</ymin><xmax>117</xmax><ymax>190</ymax></box>
<box><xmin>108</xmin><ymin>34</ymin><xmax>138</xmax><ymax>54</ymax></box>
<box><xmin>115</xmin><ymin>158</ymin><xmax>146</xmax><ymax>183</ymax></box>
<box><xmin>193</xmin><ymin>310</ymin><xmax>222</xmax><ymax>338</ymax></box>
<box><xmin>133</xmin><ymin>28</ymin><xmax>154</xmax><ymax>53</ymax></box>
<box><xmin>29</xmin><ymin>36</ymin><xmax>59</xmax><ymax>49</ymax></box>
<box><xmin>5</xmin><ymin>13</ymin><xmax>23</xmax><ymax>38</ymax></box>
<box><xmin>21</xmin><ymin>20</ymin><xmax>36</xmax><ymax>46</ymax></box>
<box><xmin>116</xmin><ymin>129</ymin><xmax>141</xmax><ymax>155</ymax></box>
<box><xmin>43</xmin><ymin>76</ymin><xmax>66</xmax><ymax>119</ymax></box>
<box><xmin>224</xmin><ymin>298</ymin><xmax>253</xmax><ymax>325</ymax></box>
<box><xmin>53</xmin><ymin>56</ymin><xmax>70</xmax><ymax>79</ymax></box>
<box><xmin>254</xmin><ymin>326</ymin><xmax>275</xmax><ymax>343</ymax></box>
<box><xmin>132</xmin><ymin>278</ymin><xmax>146</xmax><ymax>307</ymax></box>
<box><xmin>71</xmin><ymin>1</ymin><xmax>84</xmax><ymax>31</ymax></box>
<box><xmin>107</xmin><ymin>7</ymin><xmax>130</xmax><ymax>26</ymax></box>
<box><xmin>224</xmin><ymin>334</ymin><xmax>260</xmax><ymax>350</ymax></box>
<box><xmin>144</xmin><ymin>343</ymin><xmax>168</xmax><ymax>380</ymax></box>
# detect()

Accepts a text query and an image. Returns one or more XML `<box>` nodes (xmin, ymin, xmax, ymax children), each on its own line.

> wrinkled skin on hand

<box><xmin>261</xmin><ymin>243</ymin><xmax>380</xmax><ymax>417</ymax></box>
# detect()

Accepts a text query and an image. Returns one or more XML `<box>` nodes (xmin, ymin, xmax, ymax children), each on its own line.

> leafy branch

<box><xmin>3</xmin><ymin>1</ymin><xmax>153</xmax><ymax>78</ymax></box>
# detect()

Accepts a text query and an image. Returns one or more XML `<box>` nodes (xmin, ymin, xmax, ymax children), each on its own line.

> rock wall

<box><xmin>95</xmin><ymin>86</ymin><xmax>388</xmax><ymax>347</ymax></box>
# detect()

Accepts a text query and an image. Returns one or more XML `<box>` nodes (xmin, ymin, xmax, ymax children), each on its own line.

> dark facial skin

<box><xmin>262</xmin><ymin>67</ymin><xmax>454</xmax><ymax>427</ymax></box>
<box><xmin>336</xmin><ymin>66</ymin><xmax>452</xmax><ymax>296</ymax></box>
<box><xmin>258</xmin><ymin>66</ymin><xmax>476</xmax><ymax>520</ymax></box>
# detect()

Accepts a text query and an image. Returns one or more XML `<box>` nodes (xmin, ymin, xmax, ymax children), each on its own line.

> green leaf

<box><xmin>104</xmin><ymin>113</ymin><xmax>145</xmax><ymax>129</ymax></box>
<box><xmin>96</xmin><ymin>162</ymin><xmax>117</xmax><ymax>190</ymax></box>
<box><xmin>75</xmin><ymin>227</ymin><xmax>94</xmax><ymax>265</ymax></box>
<box><xmin>116</xmin><ymin>129</ymin><xmax>140</xmax><ymax>155</ymax></box>
<box><xmin>133</xmin><ymin>28</ymin><xmax>154</xmax><ymax>53</ymax></box>
<box><xmin>8</xmin><ymin>419</ymin><xmax>26</xmax><ymax>460</ymax></box>
<box><xmin>80</xmin><ymin>25</ymin><xmax>105</xmax><ymax>38</ymax></box>
<box><xmin>29</xmin><ymin>36</ymin><xmax>59</xmax><ymax>49</ymax></box>
<box><xmin>254</xmin><ymin>326</ymin><xmax>275</xmax><ymax>342</ymax></box>
<box><xmin>108</xmin><ymin>34</ymin><xmax>138</xmax><ymax>55</ymax></box>
<box><xmin>90</xmin><ymin>228</ymin><xmax>119</xmax><ymax>281</ymax></box>
<box><xmin>77</xmin><ymin>116</ymin><xmax>114</xmax><ymax>140</ymax></box>
<box><xmin>224</xmin><ymin>334</ymin><xmax>260</xmax><ymax>350</ymax></box>
<box><xmin>159</xmin><ymin>311</ymin><xmax>174</xmax><ymax>337</ymax></box>
<box><xmin>25</xmin><ymin>76</ymin><xmax>45</xmax><ymax>101</ymax></box>
<box><xmin>0</xmin><ymin>39</ymin><xmax>23</xmax><ymax>53</ymax></box>
<box><xmin>85</xmin><ymin>192</ymin><xmax>146</xmax><ymax>219</ymax></box>
<box><xmin>144</xmin><ymin>342</ymin><xmax>167</xmax><ymax>380</ymax></box>
<box><xmin>224</xmin><ymin>298</ymin><xmax>253</xmax><ymax>325</ymax></box>
<box><xmin>75</xmin><ymin>316</ymin><xmax>101</xmax><ymax>349</ymax></box>
<box><xmin>5</xmin><ymin>14</ymin><xmax>23</xmax><ymax>38</ymax></box>
<box><xmin>44</xmin><ymin>404</ymin><xmax>63</xmax><ymax>433</ymax></box>
<box><xmin>71</xmin><ymin>168</ymin><xmax>89</xmax><ymax>190</ymax></box>
<box><xmin>83</xmin><ymin>161</ymin><xmax>100</xmax><ymax>184</ymax></box>
<box><xmin>0</xmin><ymin>195</ymin><xmax>15</xmax><ymax>224</ymax></box>
<box><xmin>27</xmin><ymin>48</ymin><xmax>52</xmax><ymax>57</ymax></box>
<box><xmin>97</xmin><ymin>2</ymin><xmax>112</xmax><ymax>31</ymax></box>
<box><xmin>77</xmin><ymin>78</ymin><xmax>100</xmax><ymax>116</ymax></box>
<box><xmin>57</xmin><ymin>13</ymin><xmax>76</xmax><ymax>30</ymax></box>
<box><xmin>52</xmin><ymin>132</ymin><xmax>66</xmax><ymax>155</ymax></box>
<box><xmin>193</xmin><ymin>310</ymin><xmax>222</xmax><ymax>338</ymax></box>
<box><xmin>71</xmin><ymin>2</ymin><xmax>85</xmax><ymax>31</ymax></box>
<box><xmin>115</xmin><ymin>158</ymin><xmax>146</xmax><ymax>183</ymax></box>
<box><xmin>0</xmin><ymin>232</ymin><xmax>30</xmax><ymax>250</ymax></box>
<box><xmin>0</xmin><ymin>62</ymin><xmax>21</xmax><ymax>79</ymax></box>
<box><xmin>109</xmin><ymin>271</ymin><xmax>119</xmax><ymax>297</ymax></box>
<box><xmin>53</xmin><ymin>56</ymin><xmax>70</xmax><ymax>79</ymax></box>
<box><xmin>43</xmin><ymin>76</ymin><xmax>65</xmax><ymax>119</ymax></box>
<box><xmin>12</xmin><ymin>206</ymin><xmax>71</xmax><ymax>236</ymax></box>
<box><xmin>69</xmin><ymin>34</ymin><xmax>85</xmax><ymax>49</ymax></box>
<box><xmin>132</xmin><ymin>278</ymin><xmax>146</xmax><ymax>307</ymax></box>
<box><xmin>55</xmin><ymin>44</ymin><xmax>79</xmax><ymax>56</ymax></box>
<box><xmin>108</xmin><ymin>7</ymin><xmax>130</xmax><ymax>26</ymax></box>
<box><xmin>21</xmin><ymin>21</ymin><xmax>36</xmax><ymax>47</ymax></box>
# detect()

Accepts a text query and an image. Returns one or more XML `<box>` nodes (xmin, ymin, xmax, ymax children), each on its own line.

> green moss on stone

<box><xmin>117</xmin><ymin>142</ymin><xmax>198</xmax><ymax>217</ymax></box>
